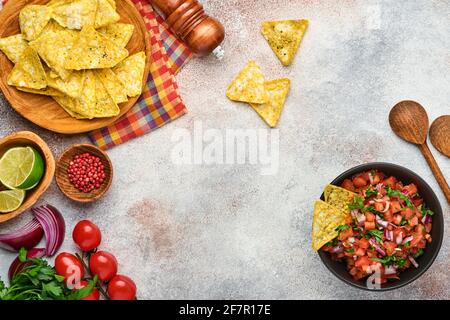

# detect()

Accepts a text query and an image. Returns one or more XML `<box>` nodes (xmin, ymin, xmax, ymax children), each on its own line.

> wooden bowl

<box><xmin>56</xmin><ymin>144</ymin><xmax>113</xmax><ymax>203</ymax></box>
<box><xmin>0</xmin><ymin>0</ymin><xmax>151</xmax><ymax>134</ymax></box>
<box><xmin>0</xmin><ymin>131</ymin><xmax>55</xmax><ymax>223</ymax></box>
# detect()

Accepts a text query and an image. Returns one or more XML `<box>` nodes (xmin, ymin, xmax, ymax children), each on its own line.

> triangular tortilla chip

<box><xmin>17</xmin><ymin>86</ymin><xmax>63</xmax><ymax>97</ymax></box>
<box><xmin>261</xmin><ymin>20</ymin><xmax>308</xmax><ymax>66</ymax></box>
<box><xmin>0</xmin><ymin>34</ymin><xmax>29</xmax><ymax>64</ymax></box>
<box><xmin>29</xmin><ymin>28</ymin><xmax>78</xmax><ymax>80</ymax></box>
<box><xmin>54</xmin><ymin>95</ymin><xmax>90</xmax><ymax>119</ymax></box>
<box><xmin>19</xmin><ymin>5</ymin><xmax>52</xmax><ymax>41</ymax></box>
<box><xmin>95</xmin><ymin>69</ymin><xmax>128</xmax><ymax>104</ymax></box>
<box><xmin>51</xmin><ymin>0</ymin><xmax>98</xmax><ymax>30</ymax></box>
<box><xmin>226</xmin><ymin>60</ymin><xmax>269</xmax><ymax>104</ymax></box>
<box><xmin>312</xmin><ymin>200</ymin><xmax>349</xmax><ymax>251</ymax></box>
<box><xmin>95</xmin><ymin>0</ymin><xmax>120</xmax><ymax>28</ymax></box>
<box><xmin>106</xmin><ymin>0</ymin><xmax>116</xmax><ymax>10</ymax></box>
<box><xmin>73</xmin><ymin>70</ymin><xmax>120</xmax><ymax>118</ymax></box>
<box><xmin>46</xmin><ymin>70</ymin><xmax>85</xmax><ymax>98</ymax></box>
<box><xmin>112</xmin><ymin>51</ymin><xmax>146</xmax><ymax>97</ymax></box>
<box><xmin>7</xmin><ymin>47</ymin><xmax>46</xmax><ymax>90</ymax></box>
<box><xmin>65</xmin><ymin>25</ymin><xmax>129</xmax><ymax>70</ymax></box>
<box><xmin>98</xmin><ymin>23</ymin><xmax>135</xmax><ymax>47</ymax></box>
<box><xmin>250</xmin><ymin>78</ymin><xmax>290</xmax><ymax>127</ymax></box>
<box><xmin>324</xmin><ymin>185</ymin><xmax>358</xmax><ymax>214</ymax></box>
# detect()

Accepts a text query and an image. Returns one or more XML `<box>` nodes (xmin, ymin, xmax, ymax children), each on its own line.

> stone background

<box><xmin>1</xmin><ymin>0</ymin><xmax>449</xmax><ymax>299</ymax></box>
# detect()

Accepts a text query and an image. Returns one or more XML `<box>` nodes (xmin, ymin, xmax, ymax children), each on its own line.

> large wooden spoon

<box><xmin>389</xmin><ymin>101</ymin><xmax>450</xmax><ymax>204</ymax></box>
<box><xmin>430</xmin><ymin>115</ymin><xmax>450</xmax><ymax>157</ymax></box>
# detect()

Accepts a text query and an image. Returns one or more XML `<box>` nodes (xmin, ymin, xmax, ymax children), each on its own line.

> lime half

<box><xmin>0</xmin><ymin>147</ymin><xmax>44</xmax><ymax>190</ymax></box>
<box><xmin>0</xmin><ymin>189</ymin><xmax>26</xmax><ymax>213</ymax></box>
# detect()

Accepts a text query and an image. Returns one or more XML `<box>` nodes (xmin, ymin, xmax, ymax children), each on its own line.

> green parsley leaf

<box><xmin>365</xmin><ymin>186</ymin><xmax>378</xmax><ymax>197</ymax></box>
<box><xmin>335</xmin><ymin>225</ymin><xmax>350</xmax><ymax>232</ymax></box>
<box><xmin>367</xmin><ymin>229</ymin><xmax>383</xmax><ymax>243</ymax></box>
<box><xmin>18</xmin><ymin>247</ymin><xmax>27</xmax><ymax>263</ymax></box>
<box><xmin>396</xmin><ymin>258</ymin><xmax>407</xmax><ymax>268</ymax></box>
<box><xmin>66</xmin><ymin>275</ymin><xmax>98</xmax><ymax>301</ymax></box>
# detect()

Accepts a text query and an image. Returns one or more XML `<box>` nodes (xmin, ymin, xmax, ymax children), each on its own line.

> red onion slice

<box><xmin>408</xmin><ymin>256</ymin><xmax>419</xmax><ymax>268</ymax></box>
<box><xmin>8</xmin><ymin>247</ymin><xmax>46</xmax><ymax>281</ymax></box>
<box><xmin>402</xmin><ymin>236</ymin><xmax>413</xmax><ymax>245</ymax></box>
<box><xmin>384</xmin><ymin>265</ymin><xmax>397</xmax><ymax>275</ymax></box>
<box><xmin>0</xmin><ymin>218</ymin><xmax>44</xmax><ymax>252</ymax></box>
<box><xmin>32</xmin><ymin>204</ymin><xmax>65</xmax><ymax>257</ymax></box>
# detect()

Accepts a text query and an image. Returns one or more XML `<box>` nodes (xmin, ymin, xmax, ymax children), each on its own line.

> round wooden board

<box><xmin>0</xmin><ymin>0</ymin><xmax>151</xmax><ymax>134</ymax></box>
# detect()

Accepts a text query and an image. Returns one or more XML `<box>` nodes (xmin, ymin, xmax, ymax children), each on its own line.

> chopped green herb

<box><xmin>365</xmin><ymin>186</ymin><xmax>378</xmax><ymax>197</ymax></box>
<box><xmin>335</xmin><ymin>225</ymin><xmax>350</xmax><ymax>233</ymax></box>
<box><xmin>345</xmin><ymin>248</ymin><xmax>355</xmax><ymax>254</ymax></box>
<box><xmin>420</xmin><ymin>204</ymin><xmax>434</xmax><ymax>217</ymax></box>
<box><xmin>367</xmin><ymin>229</ymin><xmax>383</xmax><ymax>243</ymax></box>
<box><xmin>413</xmin><ymin>249</ymin><xmax>424</xmax><ymax>259</ymax></box>
<box><xmin>385</xmin><ymin>185</ymin><xmax>414</xmax><ymax>209</ymax></box>
<box><xmin>396</xmin><ymin>258</ymin><xmax>407</xmax><ymax>268</ymax></box>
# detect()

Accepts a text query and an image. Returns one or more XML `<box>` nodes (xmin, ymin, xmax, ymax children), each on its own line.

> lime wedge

<box><xmin>0</xmin><ymin>147</ymin><xmax>44</xmax><ymax>190</ymax></box>
<box><xmin>0</xmin><ymin>189</ymin><xmax>26</xmax><ymax>213</ymax></box>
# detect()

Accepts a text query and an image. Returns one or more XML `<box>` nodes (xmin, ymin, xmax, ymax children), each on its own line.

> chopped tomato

<box><xmin>393</xmin><ymin>214</ymin><xmax>402</xmax><ymax>225</ymax></box>
<box><xmin>409</xmin><ymin>216</ymin><xmax>419</xmax><ymax>226</ymax></box>
<box><xmin>342</xmin><ymin>179</ymin><xmax>356</xmax><ymax>192</ymax></box>
<box><xmin>390</xmin><ymin>201</ymin><xmax>402</xmax><ymax>213</ymax></box>
<box><xmin>383</xmin><ymin>176</ymin><xmax>397</xmax><ymax>186</ymax></box>
<box><xmin>412</xmin><ymin>198</ymin><xmax>424</xmax><ymax>206</ymax></box>
<box><xmin>355</xmin><ymin>247</ymin><xmax>366</xmax><ymax>256</ymax></box>
<box><xmin>338</xmin><ymin>228</ymin><xmax>353</xmax><ymax>241</ymax></box>
<box><xmin>364</xmin><ymin>221</ymin><xmax>376</xmax><ymax>230</ymax></box>
<box><xmin>355</xmin><ymin>256</ymin><xmax>371</xmax><ymax>268</ymax></box>
<box><xmin>365</xmin><ymin>212</ymin><xmax>375</xmax><ymax>222</ymax></box>
<box><xmin>383</xmin><ymin>241</ymin><xmax>397</xmax><ymax>255</ymax></box>
<box><xmin>374</xmin><ymin>202</ymin><xmax>384</xmax><ymax>212</ymax></box>
<box><xmin>358</xmin><ymin>238</ymin><xmax>369</xmax><ymax>249</ymax></box>
<box><xmin>403</xmin><ymin>184</ymin><xmax>418</xmax><ymax>196</ymax></box>
<box><xmin>402</xmin><ymin>207</ymin><xmax>414</xmax><ymax>219</ymax></box>
<box><xmin>353</xmin><ymin>176</ymin><xmax>367</xmax><ymax>188</ymax></box>
<box><xmin>410</xmin><ymin>234</ymin><xmax>423</xmax><ymax>247</ymax></box>
<box><xmin>383</xmin><ymin>211</ymin><xmax>393</xmax><ymax>222</ymax></box>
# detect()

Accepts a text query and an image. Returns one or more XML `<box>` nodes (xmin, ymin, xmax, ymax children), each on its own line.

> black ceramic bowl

<box><xmin>318</xmin><ymin>162</ymin><xmax>444</xmax><ymax>291</ymax></box>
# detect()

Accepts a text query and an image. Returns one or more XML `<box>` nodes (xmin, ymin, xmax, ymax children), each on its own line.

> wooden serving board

<box><xmin>0</xmin><ymin>0</ymin><xmax>151</xmax><ymax>134</ymax></box>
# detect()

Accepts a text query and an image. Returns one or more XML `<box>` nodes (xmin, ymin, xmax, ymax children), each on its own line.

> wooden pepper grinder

<box><xmin>151</xmin><ymin>0</ymin><xmax>225</xmax><ymax>58</ymax></box>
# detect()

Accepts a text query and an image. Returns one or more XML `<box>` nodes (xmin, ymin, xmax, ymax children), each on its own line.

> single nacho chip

<box><xmin>98</xmin><ymin>23</ymin><xmax>135</xmax><ymax>47</ymax></box>
<box><xmin>0</xmin><ymin>35</ymin><xmax>29</xmax><ymax>64</ymax></box>
<box><xmin>95</xmin><ymin>69</ymin><xmax>128</xmax><ymax>104</ymax></box>
<box><xmin>95</xmin><ymin>0</ymin><xmax>120</xmax><ymax>28</ymax></box>
<box><xmin>46</xmin><ymin>70</ymin><xmax>85</xmax><ymax>98</ymax></box>
<box><xmin>54</xmin><ymin>95</ymin><xmax>89</xmax><ymax>119</ymax></box>
<box><xmin>17</xmin><ymin>86</ymin><xmax>63</xmax><ymax>97</ymax></box>
<box><xmin>226</xmin><ymin>60</ymin><xmax>269</xmax><ymax>104</ymax></box>
<box><xmin>73</xmin><ymin>70</ymin><xmax>120</xmax><ymax>118</ymax></box>
<box><xmin>250</xmin><ymin>78</ymin><xmax>291</xmax><ymax>127</ymax></box>
<box><xmin>51</xmin><ymin>0</ymin><xmax>98</xmax><ymax>30</ymax></box>
<box><xmin>324</xmin><ymin>185</ymin><xmax>357</xmax><ymax>214</ymax></box>
<box><xmin>29</xmin><ymin>28</ymin><xmax>78</xmax><ymax>80</ymax></box>
<box><xmin>65</xmin><ymin>25</ymin><xmax>129</xmax><ymax>70</ymax></box>
<box><xmin>19</xmin><ymin>5</ymin><xmax>52</xmax><ymax>41</ymax></box>
<box><xmin>112</xmin><ymin>51</ymin><xmax>146</xmax><ymax>97</ymax></box>
<box><xmin>106</xmin><ymin>0</ymin><xmax>116</xmax><ymax>9</ymax></box>
<box><xmin>312</xmin><ymin>200</ymin><xmax>349</xmax><ymax>251</ymax></box>
<box><xmin>261</xmin><ymin>20</ymin><xmax>308</xmax><ymax>66</ymax></box>
<box><xmin>7</xmin><ymin>47</ymin><xmax>46</xmax><ymax>90</ymax></box>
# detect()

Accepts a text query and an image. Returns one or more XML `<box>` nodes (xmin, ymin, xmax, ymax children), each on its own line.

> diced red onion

<box><xmin>376</xmin><ymin>183</ymin><xmax>383</xmax><ymax>192</ymax></box>
<box><xmin>369</xmin><ymin>172</ymin><xmax>374</xmax><ymax>184</ymax></box>
<box><xmin>401</xmin><ymin>189</ymin><xmax>409</xmax><ymax>196</ymax></box>
<box><xmin>331</xmin><ymin>246</ymin><xmax>343</xmax><ymax>254</ymax></box>
<box><xmin>395</xmin><ymin>233</ymin><xmax>403</xmax><ymax>245</ymax></box>
<box><xmin>421</xmin><ymin>215</ymin><xmax>432</xmax><ymax>224</ymax></box>
<box><xmin>369</xmin><ymin>238</ymin><xmax>386</xmax><ymax>256</ymax></box>
<box><xmin>348</xmin><ymin>237</ymin><xmax>355</xmax><ymax>244</ymax></box>
<box><xmin>376</xmin><ymin>215</ymin><xmax>389</xmax><ymax>228</ymax></box>
<box><xmin>356</xmin><ymin>213</ymin><xmax>366</xmax><ymax>226</ymax></box>
<box><xmin>32</xmin><ymin>204</ymin><xmax>65</xmax><ymax>257</ymax></box>
<box><xmin>402</xmin><ymin>236</ymin><xmax>413</xmax><ymax>245</ymax></box>
<box><xmin>408</xmin><ymin>256</ymin><xmax>419</xmax><ymax>268</ymax></box>
<box><xmin>8</xmin><ymin>247</ymin><xmax>46</xmax><ymax>281</ymax></box>
<box><xmin>384</xmin><ymin>229</ymin><xmax>394</xmax><ymax>241</ymax></box>
<box><xmin>381</xmin><ymin>201</ymin><xmax>391</xmax><ymax>213</ymax></box>
<box><xmin>350</xmin><ymin>209</ymin><xmax>359</xmax><ymax>218</ymax></box>
<box><xmin>0</xmin><ymin>218</ymin><xmax>44</xmax><ymax>252</ymax></box>
<box><xmin>384</xmin><ymin>265</ymin><xmax>397</xmax><ymax>275</ymax></box>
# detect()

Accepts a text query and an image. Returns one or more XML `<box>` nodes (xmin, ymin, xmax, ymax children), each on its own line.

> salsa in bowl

<box><xmin>317</xmin><ymin>163</ymin><xmax>443</xmax><ymax>291</ymax></box>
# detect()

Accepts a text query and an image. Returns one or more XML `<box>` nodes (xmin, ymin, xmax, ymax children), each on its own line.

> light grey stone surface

<box><xmin>0</xmin><ymin>0</ymin><xmax>449</xmax><ymax>299</ymax></box>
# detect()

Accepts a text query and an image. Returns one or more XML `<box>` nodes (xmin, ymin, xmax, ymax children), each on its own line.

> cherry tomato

<box><xmin>72</xmin><ymin>220</ymin><xmax>102</xmax><ymax>251</ymax></box>
<box><xmin>55</xmin><ymin>252</ymin><xmax>84</xmax><ymax>288</ymax></box>
<box><xmin>90</xmin><ymin>251</ymin><xmax>118</xmax><ymax>282</ymax></box>
<box><xmin>78</xmin><ymin>280</ymin><xmax>100</xmax><ymax>300</ymax></box>
<box><xmin>107</xmin><ymin>275</ymin><xmax>136</xmax><ymax>300</ymax></box>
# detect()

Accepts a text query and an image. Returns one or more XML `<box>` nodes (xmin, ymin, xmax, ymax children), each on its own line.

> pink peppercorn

<box><xmin>67</xmin><ymin>153</ymin><xmax>106</xmax><ymax>193</ymax></box>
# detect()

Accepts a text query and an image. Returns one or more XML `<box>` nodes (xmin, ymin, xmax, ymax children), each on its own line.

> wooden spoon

<box><xmin>430</xmin><ymin>115</ymin><xmax>450</xmax><ymax>157</ymax></box>
<box><xmin>389</xmin><ymin>100</ymin><xmax>450</xmax><ymax>204</ymax></box>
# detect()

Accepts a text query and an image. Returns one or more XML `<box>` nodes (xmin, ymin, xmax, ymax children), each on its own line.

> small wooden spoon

<box><xmin>389</xmin><ymin>101</ymin><xmax>450</xmax><ymax>204</ymax></box>
<box><xmin>430</xmin><ymin>115</ymin><xmax>450</xmax><ymax>157</ymax></box>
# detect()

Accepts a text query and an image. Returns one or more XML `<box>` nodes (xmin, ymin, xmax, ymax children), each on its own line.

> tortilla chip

<box><xmin>312</xmin><ymin>200</ymin><xmax>349</xmax><ymax>251</ymax></box>
<box><xmin>51</xmin><ymin>0</ymin><xmax>98</xmax><ymax>30</ymax></box>
<box><xmin>46</xmin><ymin>70</ymin><xmax>85</xmax><ymax>98</ymax></box>
<box><xmin>65</xmin><ymin>25</ymin><xmax>129</xmax><ymax>70</ymax></box>
<box><xmin>98</xmin><ymin>23</ymin><xmax>135</xmax><ymax>47</ymax></box>
<box><xmin>19</xmin><ymin>5</ymin><xmax>52</xmax><ymax>41</ymax></box>
<box><xmin>226</xmin><ymin>60</ymin><xmax>269</xmax><ymax>104</ymax></box>
<box><xmin>95</xmin><ymin>69</ymin><xmax>128</xmax><ymax>104</ymax></box>
<box><xmin>17</xmin><ymin>86</ymin><xmax>63</xmax><ymax>97</ymax></box>
<box><xmin>106</xmin><ymin>0</ymin><xmax>116</xmax><ymax>9</ymax></box>
<box><xmin>54</xmin><ymin>95</ymin><xmax>89</xmax><ymax>119</ymax></box>
<box><xmin>324</xmin><ymin>185</ymin><xmax>357</xmax><ymax>214</ymax></box>
<box><xmin>0</xmin><ymin>35</ymin><xmax>29</xmax><ymax>64</ymax></box>
<box><xmin>7</xmin><ymin>47</ymin><xmax>46</xmax><ymax>90</ymax></box>
<box><xmin>29</xmin><ymin>28</ymin><xmax>78</xmax><ymax>80</ymax></box>
<box><xmin>250</xmin><ymin>78</ymin><xmax>290</xmax><ymax>127</ymax></box>
<box><xmin>261</xmin><ymin>20</ymin><xmax>308</xmax><ymax>66</ymax></box>
<box><xmin>95</xmin><ymin>0</ymin><xmax>120</xmax><ymax>28</ymax></box>
<box><xmin>112</xmin><ymin>51</ymin><xmax>146</xmax><ymax>97</ymax></box>
<box><xmin>73</xmin><ymin>70</ymin><xmax>120</xmax><ymax>118</ymax></box>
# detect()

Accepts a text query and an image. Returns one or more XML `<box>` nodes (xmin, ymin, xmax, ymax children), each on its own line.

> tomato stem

<box><xmin>76</xmin><ymin>252</ymin><xmax>110</xmax><ymax>300</ymax></box>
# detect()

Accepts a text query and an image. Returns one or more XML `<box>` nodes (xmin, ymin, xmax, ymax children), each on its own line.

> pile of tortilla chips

<box><xmin>312</xmin><ymin>185</ymin><xmax>357</xmax><ymax>251</ymax></box>
<box><xmin>226</xmin><ymin>60</ymin><xmax>291</xmax><ymax>128</ymax></box>
<box><xmin>0</xmin><ymin>0</ymin><xmax>146</xmax><ymax>120</ymax></box>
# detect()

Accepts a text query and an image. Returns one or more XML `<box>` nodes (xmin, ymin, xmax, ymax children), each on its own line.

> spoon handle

<box><xmin>419</xmin><ymin>143</ymin><xmax>450</xmax><ymax>204</ymax></box>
